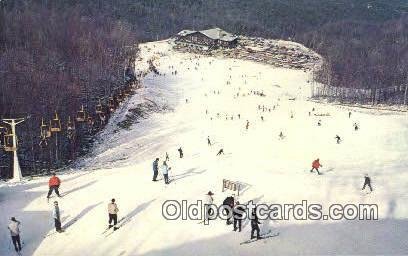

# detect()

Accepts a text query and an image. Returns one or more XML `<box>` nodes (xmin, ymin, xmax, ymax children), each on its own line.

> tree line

<box><xmin>65</xmin><ymin>0</ymin><xmax>408</xmax><ymax>95</ymax></box>
<box><xmin>0</xmin><ymin>1</ymin><xmax>137</xmax><ymax>177</ymax></box>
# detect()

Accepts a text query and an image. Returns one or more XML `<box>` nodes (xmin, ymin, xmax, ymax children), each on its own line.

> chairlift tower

<box><xmin>2</xmin><ymin>118</ymin><xmax>25</xmax><ymax>182</ymax></box>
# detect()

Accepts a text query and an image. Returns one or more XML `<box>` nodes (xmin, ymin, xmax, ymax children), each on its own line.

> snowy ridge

<box><xmin>1</xmin><ymin>40</ymin><xmax>407</xmax><ymax>255</ymax></box>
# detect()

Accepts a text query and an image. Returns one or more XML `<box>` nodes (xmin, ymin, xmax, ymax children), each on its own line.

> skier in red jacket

<box><xmin>47</xmin><ymin>173</ymin><xmax>61</xmax><ymax>198</ymax></box>
<box><xmin>310</xmin><ymin>159</ymin><xmax>322</xmax><ymax>175</ymax></box>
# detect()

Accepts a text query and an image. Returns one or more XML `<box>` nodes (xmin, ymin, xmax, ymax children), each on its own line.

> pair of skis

<box><xmin>43</xmin><ymin>229</ymin><xmax>65</xmax><ymax>238</ymax></box>
<box><xmin>240</xmin><ymin>230</ymin><xmax>280</xmax><ymax>245</ymax></box>
<box><xmin>102</xmin><ymin>216</ymin><xmax>130</xmax><ymax>237</ymax></box>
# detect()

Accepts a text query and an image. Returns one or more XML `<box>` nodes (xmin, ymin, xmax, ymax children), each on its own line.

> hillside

<box><xmin>1</xmin><ymin>39</ymin><xmax>408</xmax><ymax>255</ymax></box>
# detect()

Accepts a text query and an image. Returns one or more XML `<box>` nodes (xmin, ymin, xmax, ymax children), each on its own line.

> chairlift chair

<box><xmin>116</xmin><ymin>92</ymin><xmax>124</xmax><ymax>103</ymax></box>
<box><xmin>4</xmin><ymin>133</ymin><xmax>16</xmax><ymax>151</ymax></box>
<box><xmin>0</xmin><ymin>126</ymin><xmax>7</xmax><ymax>147</ymax></box>
<box><xmin>99</xmin><ymin>113</ymin><xmax>107</xmax><ymax>125</ymax></box>
<box><xmin>50</xmin><ymin>111</ymin><xmax>62</xmax><ymax>132</ymax></box>
<box><xmin>108</xmin><ymin>97</ymin><xmax>116</xmax><ymax>112</ymax></box>
<box><xmin>40</xmin><ymin>118</ymin><xmax>51</xmax><ymax>139</ymax></box>
<box><xmin>76</xmin><ymin>105</ymin><xmax>87</xmax><ymax>122</ymax></box>
<box><xmin>95</xmin><ymin>99</ymin><xmax>104</xmax><ymax>115</ymax></box>
<box><xmin>67</xmin><ymin>116</ymin><xmax>76</xmax><ymax>140</ymax></box>
<box><xmin>67</xmin><ymin>116</ymin><xmax>75</xmax><ymax>131</ymax></box>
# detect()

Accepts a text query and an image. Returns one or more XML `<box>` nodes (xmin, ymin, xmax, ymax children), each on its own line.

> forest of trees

<box><xmin>0</xmin><ymin>0</ymin><xmax>407</xmax><ymax>177</ymax></box>
<box><xmin>0</xmin><ymin>1</ymin><xmax>138</xmax><ymax>177</ymax></box>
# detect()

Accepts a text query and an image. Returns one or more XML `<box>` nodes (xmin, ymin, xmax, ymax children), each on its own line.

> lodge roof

<box><xmin>177</xmin><ymin>29</ymin><xmax>196</xmax><ymax>37</ymax></box>
<box><xmin>177</xmin><ymin>27</ymin><xmax>237</xmax><ymax>42</ymax></box>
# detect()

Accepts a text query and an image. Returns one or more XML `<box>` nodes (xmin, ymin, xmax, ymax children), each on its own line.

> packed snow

<box><xmin>1</xmin><ymin>40</ymin><xmax>408</xmax><ymax>256</ymax></box>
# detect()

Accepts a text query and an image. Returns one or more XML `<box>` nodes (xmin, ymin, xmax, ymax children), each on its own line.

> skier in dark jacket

<box><xmin>335</xmin><ymin>135</ymin><xmax>341</xmax><ymax>144</ymax></box>
<box><xmin>207</xmin><ymin>136</ymin><xmax>212</xmax><ymax>146</ymax></box>
<box><xmin>178</xmin><ymin>147</ymin><xmax>183</xmax><ymax>158</ymax></box>
<box><xmin>233</xmin><ymin>201</ymin><xmax>245</xmax><ymax>232</ymax></box>
<box><xmin>152</xmin><ymin>158</ymin><xmax>159</xmax><ymax>181</ymax></box>
<box><xmin>362</xmin><ymin>174</ymin><xmax>373</xmax><ymax>192</ymax></box>
<box><xmin>216</xmin><ymin>149</ymin><xmax>224</xmax><ymax>156</ymax></box>
<box><xmin>222</xmin><ymin>196</ymin><xmax>234</xmax><ymax>225</ymax></box>
<box><xmin>279</xmin><ymin>131</ymin><xmax>285</xmax><ymax>140</ymax></box>
<box><xmin>250</xmin><ymin>208</ymin><xmax>261</xmax><ymax>239</ymax></box>
<box><xmin>52</xmin><ymin>201</ymin><xmax>63</xmax><ymax>232</ymax></box>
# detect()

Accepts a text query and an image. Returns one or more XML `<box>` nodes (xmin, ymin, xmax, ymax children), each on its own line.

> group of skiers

<box><xmin>206</xmin><ymin>192</ymin><xmax>262</xmax><ymax>240</ymax></box>
<box><xmin>6</xmin><ymin>172</ymin><xmax>129</xmax><ymax>253</ymax></box>
<box><xmin>5</xmin><ymin>173</ymin><xmax>64</xmax><ymax>253</ymax></box>
<box><xmin>152</xmin><ymin>157</ymin><xmax>171</xmax><ymax>184</ymax></box>
<box><xmin>151</xmin><ymin>140</ymin><xmax>227</xmax><ymax>185</ymax></box>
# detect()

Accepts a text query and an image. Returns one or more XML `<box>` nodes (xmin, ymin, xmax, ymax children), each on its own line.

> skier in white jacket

<box><xmin>204</xmin><ymin>191</ymin><xmax>215</xmax><ymax>222</ymax></box>
<box><xmin>161</xmin><ymin>161</ymin><xmax>171</xmax><ymax>184</ymax></box>
<box><xmin>108</xmin><ymin>199</ymin><xmax>119</xmax><ymax>230</ymax></box>
<box><xmin>8</xmin><ymin>217</ymin><xmax>22</xmax><ymax>252</ymax></box>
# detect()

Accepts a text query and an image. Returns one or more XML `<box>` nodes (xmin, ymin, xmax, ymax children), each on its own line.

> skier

<box><xmin>261</xmin><ymin>116</ymin><xmax>264</xmax><ymax>121</ymax></box>
<box><xmin>52</xmin><ymin>201</ymin><xmax>63</xmax><ymax>232</ymax></box>
<box><xmin>161</xmin><ymin>161</ymin><xmax>170</xmax><ymax>184</ymax></box>
<box><xmin>233</xmin><ymin>201</ymin><xmax>245</xmax><ymax>232</ymax></box>
<box><xmin>207</xmin><ymin>136</ymin><xmax>212</xmax><ymax>146</ymax></box>
<box><xmin>238</xmin><ymin>114</ymin><xmax>241</xmax><ymax>119</ymax></box>
<box><xmin>349</xmin><ymin>111</ymin><xmax>352</xmax><ymax>118</ymax></box>
<box><xmin>222</xmin><ymin>195</ymin><xmax>234</xmax><ymax>225</ymax></box>
<box><xmin>279</xmin><ymin>131</ymin><xmax>285</xmax><ymax>140</ymax></box>
<box><xmin>152</xmin><ymin>158</ymin><xmax>159</xmax><ymax>181</ymax></box>
<box><xmin>250</xmin><ymin>208</ymin><xmax>261</xmax><ymax>240</ymax></box>
<box><xmin>310</xmin><ymin>158</ymin><xmax>322</xmax><ymax>175</ymax></box>
<box><xmin>8</xmin><ymin>217</ymin><xmax>22</xmax><ymax>253</ymax></box>
<box><xmin>216</xmin><ymin>149</ymin><xmax>224</xmax><ymax>156</ymax></box>
<box><xmin>47</xmin><ymin>172</ymin><xmax>61</xmax><ymax>199</ymax></box>
<box><xmin>362</xmin><ymin>174</ymin><xmax>373</xmax><ymax>192</ymax></box>
<box><xmin>335</xmin><ymin>135</ymin><xmax>341</xmax><ymax>144</ymax></box>
<box><xmin>317</xmin><ymin>120</ymin><xmax>322</xmax><ymax>126</ymax></box>
<box><xmin>178</xmin><ymin>147</ymin><xmax>183</xmax><ymax>158</ymax></box>
<box><xmin>204</xmin><ymin>191</ymin><xmax>214</xmax><ymax>221</ymax></box>
<box><xmin>108</xmin><ymin>198</ymin><xmax>119</xmax><ymax>230</ymax></box>
<box><xmin>165</xmin><ymin>152</ymin><xmax>169</xmax><ymax>162</ymax></box>
<box><xmin>354</xmin><ymin>122</ymin><xmax>359</xmax><ymax>131</ymax></box>
<box><xmin>246</xmin><ymin>120</ymin><xmax>249</xmax><ymax>130</ymax></box>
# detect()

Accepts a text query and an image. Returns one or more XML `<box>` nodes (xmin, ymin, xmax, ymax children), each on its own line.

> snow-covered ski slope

<box><xmin>1</xmin><ymin>40</ymin><xmax>408</xmax><ymax>255</ymax></box>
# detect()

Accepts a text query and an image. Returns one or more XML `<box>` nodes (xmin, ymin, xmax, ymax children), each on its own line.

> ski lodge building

<box><xmin>175</xmin><ymin>28</ymin><xmax>238</xmax><ymax>49</ymax></box>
